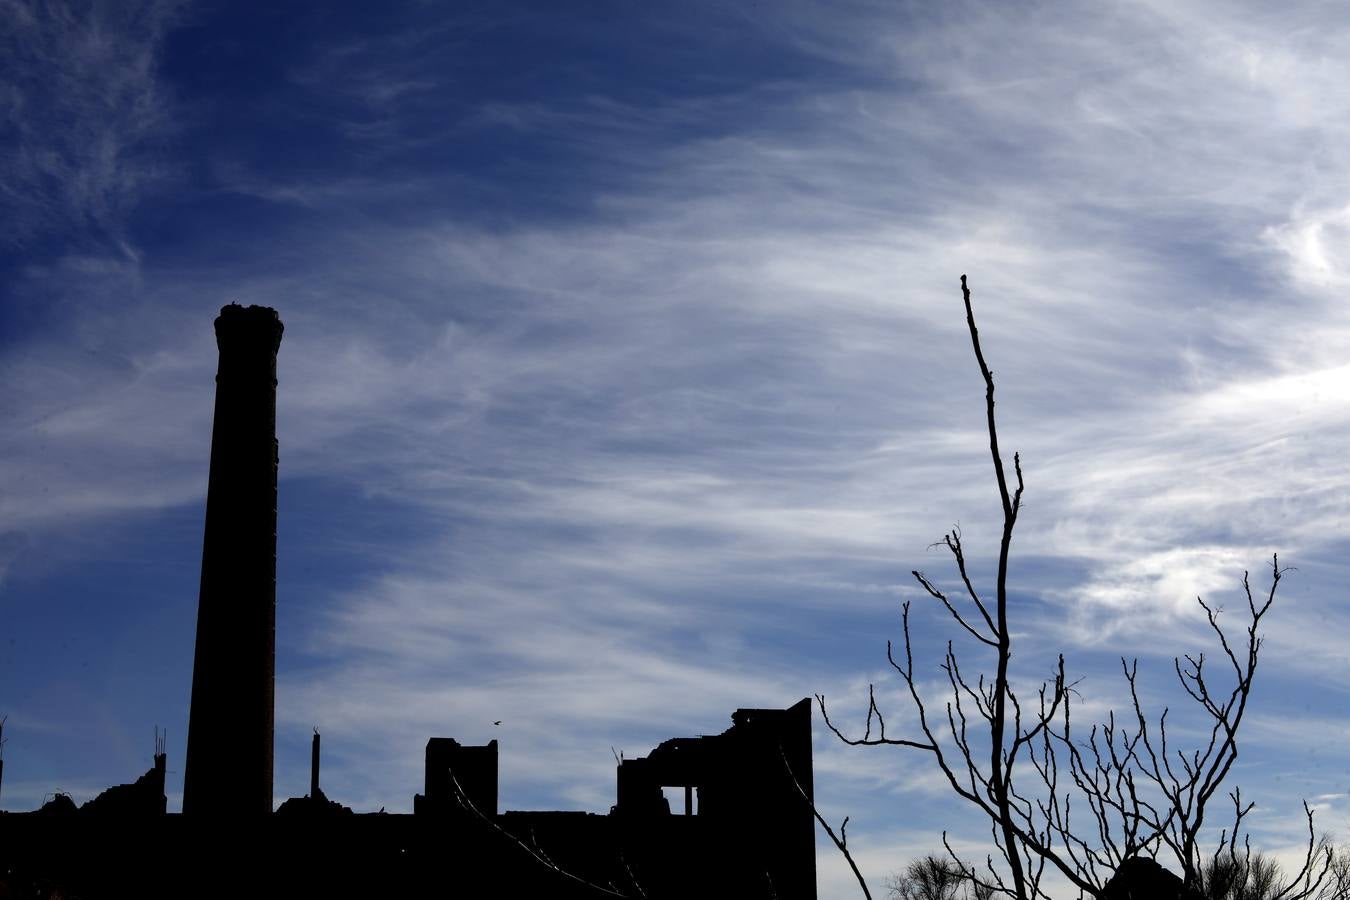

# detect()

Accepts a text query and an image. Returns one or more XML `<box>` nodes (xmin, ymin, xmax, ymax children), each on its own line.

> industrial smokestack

<box><xmin>183</xmin><ymin>304</ymin><xmax>283</xmax><ymax>816</ymax></box>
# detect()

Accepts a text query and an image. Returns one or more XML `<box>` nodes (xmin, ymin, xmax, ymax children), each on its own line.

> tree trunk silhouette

<box><xmin>817</xmin><ymin>276</ymin><xmax>1330</xmax><ymax>900</ymax></box>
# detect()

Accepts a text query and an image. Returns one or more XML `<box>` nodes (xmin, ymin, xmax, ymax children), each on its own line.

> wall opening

<box><xmin>660</xmin><ymin>785</ymin><xmax>697</xmax><ymax>815</ymax></box>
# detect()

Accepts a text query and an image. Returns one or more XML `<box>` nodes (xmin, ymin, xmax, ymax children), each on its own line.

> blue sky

<box><xmin>3</xmin><ymin>0</ymin><xmax>1349</xmax><ymax>895</ymax></box>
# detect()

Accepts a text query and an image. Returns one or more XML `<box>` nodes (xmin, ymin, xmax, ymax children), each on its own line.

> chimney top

<box><xmin>214</xmin><ymin>304</ymin><xmax>283</xmax><ymax>353</ymax></box>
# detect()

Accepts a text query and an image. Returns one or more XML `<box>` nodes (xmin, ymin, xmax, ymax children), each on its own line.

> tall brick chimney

<box><xmin>183</xmin><ymin>304</ymin><xmax>283</xmax><ymax>816</ymax></box>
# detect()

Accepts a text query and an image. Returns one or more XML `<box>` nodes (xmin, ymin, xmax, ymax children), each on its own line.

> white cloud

<box><xmin>1266</xmin><ymin>203</ymin><xmax>1350</xmax><ymax>289</ymax></box>
<box><xmin>0</xmin><ymin>0</ymin><xmax>183</xmax><ymax>250</ymax></box>
<box><xmin>7</xmin><ymin>3</ymin><xmax>1350</xmax><ymax>893</ymax></box>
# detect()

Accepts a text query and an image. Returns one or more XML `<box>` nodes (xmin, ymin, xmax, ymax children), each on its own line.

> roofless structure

<box><xmin>0</xmin><ymin>305</ymin><xmax>817</xmax><ymax>898</ymax></box>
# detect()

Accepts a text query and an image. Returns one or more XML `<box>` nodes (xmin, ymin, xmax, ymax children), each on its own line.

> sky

<box><xmin>2</xmin><ymin>0</ymin><xmax>1349</xmax><ymax>896</ymax></box>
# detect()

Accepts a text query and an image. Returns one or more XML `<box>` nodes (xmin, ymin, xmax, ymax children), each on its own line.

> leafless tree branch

<box><xmin>818</xmin><ymin>276</ymin><xmax>1315</xmax><ymax>900</ymax></box>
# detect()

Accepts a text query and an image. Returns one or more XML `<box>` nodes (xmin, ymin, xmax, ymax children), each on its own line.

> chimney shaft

<box><xmin>183</xmin><ymin>304</ymin><xmax>283</xmax><ymax>816</ymax></box>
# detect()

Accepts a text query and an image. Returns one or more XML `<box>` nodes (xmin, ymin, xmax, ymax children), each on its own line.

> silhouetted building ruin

<box><xmin>1</xmin><ymin>701</ymin><xmax>814</xmax><ymax>897</ymax></box>
<box><xmin>0</xmin><ymin>304</ymin><xmax>820</xmax><ymax>898</ymax></box>
<box><xmin>74</xmin><ymin>751</ymin><xmax>168</xmax><ymax>819</ymax></box>
<box><xmin>415</xmin><ymin>737</ymin><xmax>499</xmax><ymax>818</ymax></box>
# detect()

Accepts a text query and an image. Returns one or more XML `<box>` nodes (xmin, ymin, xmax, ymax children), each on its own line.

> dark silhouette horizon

<box><xmin>0</xmin><ymin>305</ymin><xmax>818</xmax><ymax>899</ymax></box>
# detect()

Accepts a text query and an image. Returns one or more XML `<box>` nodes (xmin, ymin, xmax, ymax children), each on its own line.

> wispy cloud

<box><xmin>5</xmin><ymin>3</ymin><xmax>1350</xmax><ymax>892</ymax></box>
<box><xmin>0</xmin><ymin>0</ymin><xmax>183</xmax><ymax>253</ymax></box>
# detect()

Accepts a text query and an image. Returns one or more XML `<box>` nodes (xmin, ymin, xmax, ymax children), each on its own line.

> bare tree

<box><xmin>817</xmin><ymin>276</ymin><xmax>1329</xmax><ymax>900</ymax></box>
<box><xmin>1200</xmin><ymin>848</ymin><xmax>1285</xmax><ymax>900</ymax></box>
<box><xmin>887</xmin><ymin>854</ymin><xmax>994</xmax><ymax>900</ymax></box>
<box><xmin>1197</xmin><ymin>839</ymin><xmax>1350</xmax><ymax>900</ymax></box>
<box><xmin>1315</xmin><ymin>845</ymin><xmax>1350</xmax><ymax>900</ymax></box>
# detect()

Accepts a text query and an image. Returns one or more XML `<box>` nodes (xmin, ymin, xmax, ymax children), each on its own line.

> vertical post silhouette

<box><xmin>311</xmin><ymin>730</ymin><xmax>320</xmax><ymax>798</ymax></box>
<box><xmin>154</xmin><ymin>726</ymin><xmax>167</xmax><ymax>815</ymax></box>
<box><xmin>183</xmin><ymin>304</ymin><xmax>283</xmax><ymax>816</ymax></box>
